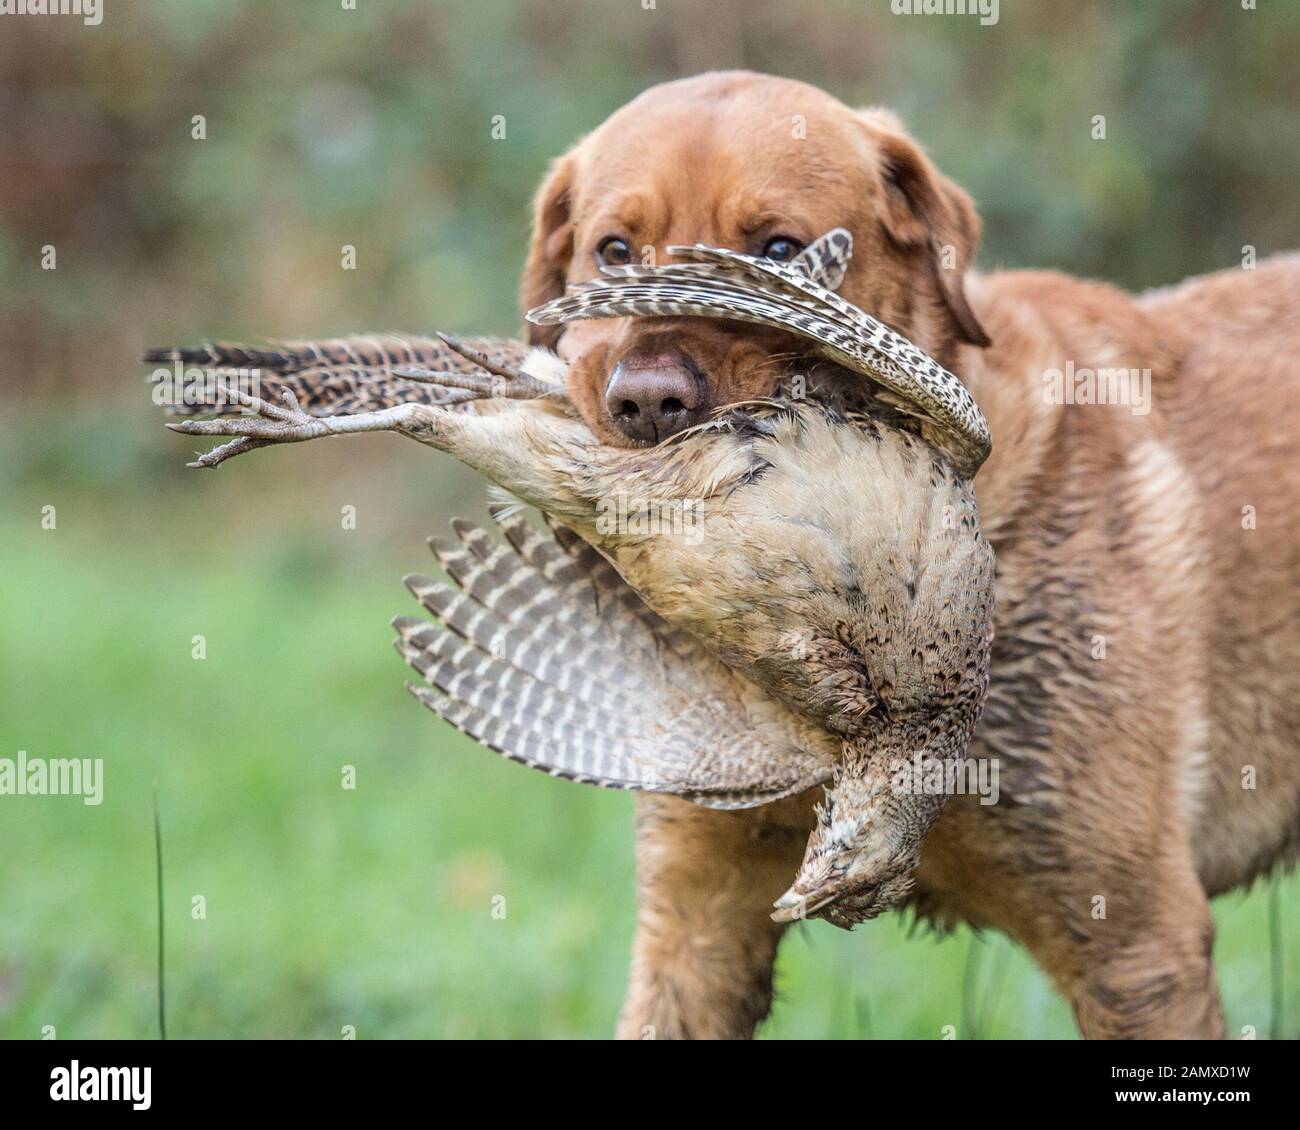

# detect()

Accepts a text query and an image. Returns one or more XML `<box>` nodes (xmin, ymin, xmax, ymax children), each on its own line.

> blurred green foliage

<box><xmin>1</xmin><ymin>0</ymin><xmax>1296</xmax><ymax>1038</ymax></box>
<box><xmin>0</xmin><ymin>499</ymin><xmax>1294</xmax><ymax>1039</ymax></box>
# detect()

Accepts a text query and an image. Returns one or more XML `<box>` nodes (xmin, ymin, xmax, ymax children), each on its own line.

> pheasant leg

<box><xmin>167</xmin><ymin>384</ymin><xmax>447</xmax><ymax>469</ymax></box>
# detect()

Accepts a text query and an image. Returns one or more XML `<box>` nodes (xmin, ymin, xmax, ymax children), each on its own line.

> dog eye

<box><xmin>762</xmin><ymin>237</ymin><xmax>804</xmax><ymax>263</ymax></box>
<box><xmin>596</xmin><ymin>237</ymin><xmax>632</xmax><ymax>266</ymax></box>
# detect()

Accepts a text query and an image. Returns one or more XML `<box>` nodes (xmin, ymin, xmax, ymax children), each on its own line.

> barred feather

<box><xmin>143</xmin><ymin>333</ymin><xmax>532</xmax><ymax>418</ymax></box>
<box><xmin>790</xmin><ymin>226</ymin><xmax>853</xmax><ymax>289</ymax></box>
<box><xmin>394</xmin><ymin>511</ymin><xmax>839</xmax><ymax>808</ymax></box>
<box><xmin>528</xmin><ymin>230</ymin><xmax>992</xmax><ymax>476</ymax></box>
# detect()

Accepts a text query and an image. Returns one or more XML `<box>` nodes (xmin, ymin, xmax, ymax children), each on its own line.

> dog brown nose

<box><xmin>604</xmin><ymin>351</ymin><xmax>706</xmax><ymax>443</ymax></box>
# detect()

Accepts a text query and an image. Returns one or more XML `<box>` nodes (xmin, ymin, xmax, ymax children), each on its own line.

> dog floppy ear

<box><xmin>859</xmin><ymin>109</ymin><xmax>990</xmax><ymax>348</ymax></box>
<box><xmin>521</xmin><ymin>150</ymin><xmax>579</xmax><ymax>349</ymax></box>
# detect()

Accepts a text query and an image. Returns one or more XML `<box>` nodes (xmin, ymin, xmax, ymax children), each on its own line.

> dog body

<box><xmin>913</xmin><ymin>259</ymin><xmax>1300</xmax><ymax>1039</ymax></box>
<box><xmin>522</xmin><ymin>71</ymin><xmax>1300</xmax><ymax>1038</ymax></box>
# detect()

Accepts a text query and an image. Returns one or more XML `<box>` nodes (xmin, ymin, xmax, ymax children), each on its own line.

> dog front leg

<box><xmin>1019</xmin><ymin>854</ymin><xmax>1226</xmax><ymax>1040</ymax></box>
<box><xmin>1069</xmin><ymin>889</ymin><xmax>1226</xmax><ymax>1040</ymax></box>
<box><xmin>616</xmin><ymin>793</ymin><xmax>815</xmax><ymax>1040</ymax></box>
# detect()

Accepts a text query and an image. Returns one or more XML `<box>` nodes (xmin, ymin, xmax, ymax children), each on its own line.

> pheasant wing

<box><xmin>394</xmin><ymin>507</ymin><xmax>838</xmax><ymax>809</ymax></box>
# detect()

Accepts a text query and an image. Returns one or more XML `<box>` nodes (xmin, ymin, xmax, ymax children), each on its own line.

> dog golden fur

<box><xmin>521</xmin><ymin>70</ymin><xmax>1300</xmax><ymax>1039</ymax></box>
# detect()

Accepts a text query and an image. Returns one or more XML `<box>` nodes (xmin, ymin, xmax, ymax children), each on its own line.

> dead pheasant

<box><xmin>155</xmin><ymin>231</ymin><xmax>995</xmax><ymax>926</ymax></box>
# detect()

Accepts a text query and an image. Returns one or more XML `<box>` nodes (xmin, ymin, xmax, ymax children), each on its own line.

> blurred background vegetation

<box><xmin>1</xmin><ymin>0</ymin><xmax>1297</xmax><ymax>1039</ymax></box>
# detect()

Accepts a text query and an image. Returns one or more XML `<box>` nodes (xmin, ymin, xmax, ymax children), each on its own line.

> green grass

<box><xmin>0</xmin><ymin>446</ymin><xmax>1295</xmax><ymax>1039</ymax></box>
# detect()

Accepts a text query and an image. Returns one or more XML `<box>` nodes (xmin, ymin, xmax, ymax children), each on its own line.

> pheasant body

<box><xmin>387</xmin><ymin>393</ymin><xmax>993</xmax><ymax>923</ymax></box>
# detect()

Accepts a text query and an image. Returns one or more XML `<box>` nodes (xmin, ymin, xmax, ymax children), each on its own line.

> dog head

<box><xmin>521</xmin><ymin>71</ymin><xmax>989</xmax><ymax>446</ymax></box>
